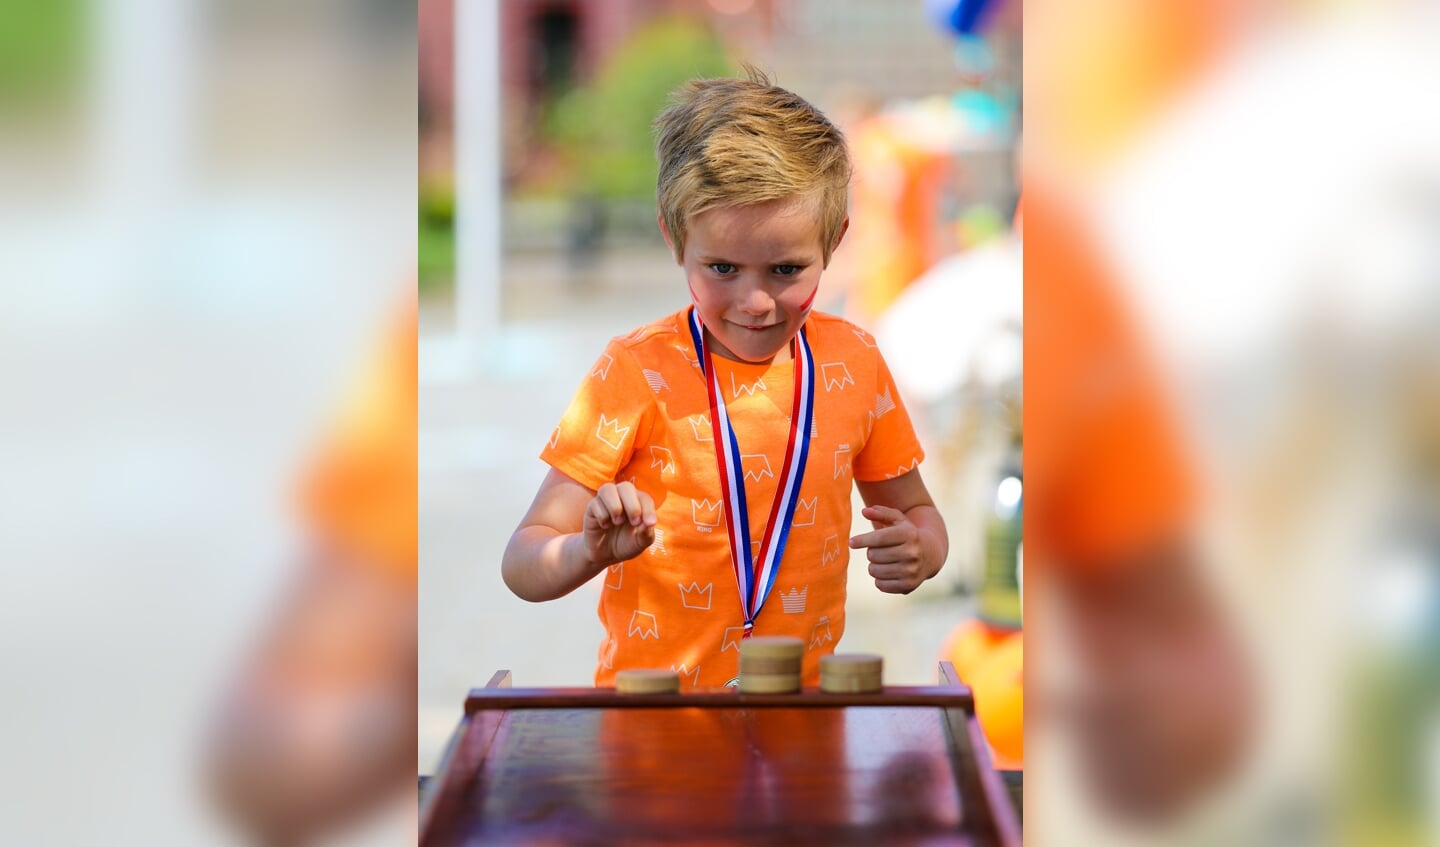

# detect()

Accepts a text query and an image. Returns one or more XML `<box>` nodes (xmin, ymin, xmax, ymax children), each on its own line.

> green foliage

<box><xmin>0</xmin><ymin>0</ymin><xmax>85</xmax><ymax>111</ymax></box>
<box><xmin>418</xmin><ymin>180</ymin><xmax>455</xmax><ymax>293</ymax></box>
<box><xmin>417</xmin><ymin>213</ymin><xmax>454</xmax><ymax>295</ymax></box>
<box><xmin>420</xmin><ymin>179</ymin><xmax>454</xmax><ymax>228</ymax></box>
<box><xmin>546</xmin><ymin>17</ymin><xmax>734</xmax><ymax>200</ymax></box>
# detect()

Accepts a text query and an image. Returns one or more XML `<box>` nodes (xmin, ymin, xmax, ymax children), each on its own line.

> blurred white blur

<box><xmin>0</xmin><ymin>1</ymin><xmax>413</xmax><ymax>843</ymax></box>
<box><xmin>1027</xmin><ymin>2</ymin><xmax>1440</xmax><ymax>844</ymax></box>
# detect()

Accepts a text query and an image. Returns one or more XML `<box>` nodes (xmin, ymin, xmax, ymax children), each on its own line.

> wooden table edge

<box><xmin>462</xmin><ymin>684</ymin><xmax>974</xmax><ymax>713</ymax></box>
<box><xmin>423</xmin><ymin>664</ymin><xmax>1021</xmax><ymax>847</ymax></box>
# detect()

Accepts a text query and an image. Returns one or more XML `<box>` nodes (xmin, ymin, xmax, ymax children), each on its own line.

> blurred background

<box><xmin>1026</xmin><ymin>0</ymin><xmax>1440</xmax><ymax>844</ymax></box>
<box><xmin>417</xmin><ymin>0</ymin><xmax>1022</xmax><ymax>783</ymax></box>
<box><xmin>0</xmin><ymin>0</ymin><xmax>415</xmax><ymax>844</ymax></box>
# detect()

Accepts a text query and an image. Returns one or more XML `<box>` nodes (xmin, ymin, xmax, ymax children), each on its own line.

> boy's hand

<box><xmin>849</xmin><ymin>505</ymin><xmax>933</xmax><ymax>594</ymax></box>
<box><xmin>583</xmin><ymin>481</ymin><xmax>658</xmax><ymax>568</ymax></box>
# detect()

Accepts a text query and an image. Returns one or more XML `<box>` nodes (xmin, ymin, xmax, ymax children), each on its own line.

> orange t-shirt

<box><xmin>542</xmin><ymin>309</ymin><xmax>924</xmax><ymax>688</ymax></box>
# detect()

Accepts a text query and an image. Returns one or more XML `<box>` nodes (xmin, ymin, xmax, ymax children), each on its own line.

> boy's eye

<box><xmin>773</xmin><ymin>265</ymin><xmax>801</xmax><ymax>277</ymax></box>
<box><xmin>709</xmin><ymin>263</ymin><xmax>736</xmax><ymax>275</ymax></box>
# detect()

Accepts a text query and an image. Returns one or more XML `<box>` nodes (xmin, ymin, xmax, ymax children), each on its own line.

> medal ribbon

<box><xmin>687</xmin><ymin>306</ymin><xmax>815</xmax><ymax>636</ymax></box>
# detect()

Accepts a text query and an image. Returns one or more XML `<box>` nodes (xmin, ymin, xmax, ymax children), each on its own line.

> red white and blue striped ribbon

<box><xmin>687</xmin><ymin>306</ymin><xmax>815</xmax><ymax>636</ymax></box>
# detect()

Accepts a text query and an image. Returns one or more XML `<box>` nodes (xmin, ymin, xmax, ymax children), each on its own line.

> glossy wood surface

<box><xmin>421</xmin><ymin>664</ymin><xmax>1019</xmax><ymax>847</ymax></box>
<box><xmin>464</xmin><ymin>685</ymin><xmax>973</xmax><ymax>713</ymax></box>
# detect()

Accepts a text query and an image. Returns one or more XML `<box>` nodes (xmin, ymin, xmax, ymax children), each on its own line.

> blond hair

<box><xmin>654</xmin><ymin>68</ymin><xmax>851</xmax><ymax>264</ymax></box>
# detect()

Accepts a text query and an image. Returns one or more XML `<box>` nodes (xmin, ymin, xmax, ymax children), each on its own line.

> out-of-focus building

<box><xmin>418</xmin><ymin>0</ymin><xmax>989</xmax><ymax>198</ymax></box>
<box><xmin>422</xmin><ymin>1</ymin><xmax>767</xmax><ymax>187</ymax></box>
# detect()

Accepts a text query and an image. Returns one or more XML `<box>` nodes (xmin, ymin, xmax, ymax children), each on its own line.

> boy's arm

<box><xmin>502</xmin><ymin>467</ymin><xmax>656</xmax><ymax>602</ymax></box>
<box><xmin>851</xmin><ymin>470</ymin><xmax>949</xmax><ymax>594</ymax></box>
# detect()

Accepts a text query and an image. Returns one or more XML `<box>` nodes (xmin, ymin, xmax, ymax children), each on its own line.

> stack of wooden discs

<box><xmin>738</xmin><ymin>636</ymin><xmax>804</xmax><ymax>694</ymax></box>
<box><xmin>615</xmin><ymin>669</ymin><xmax>680</xmax><ymax>694</ymax></box>
<box><xmin>820</xmin><ymin>653</ymin><xmax>883</xmax><ymax>693</ymax></box>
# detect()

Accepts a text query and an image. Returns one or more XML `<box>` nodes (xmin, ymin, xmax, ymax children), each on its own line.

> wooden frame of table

<box><xmin>420</xmin><ymin>661</ymin><xmax>1020</xmax><ymax>846</ymax></box>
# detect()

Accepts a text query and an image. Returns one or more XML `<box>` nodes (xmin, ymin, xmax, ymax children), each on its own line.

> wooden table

<box><xmin>421</xmin><ymin>662</ymin><xmax>1020</xmax><ymax>845</ymax></box>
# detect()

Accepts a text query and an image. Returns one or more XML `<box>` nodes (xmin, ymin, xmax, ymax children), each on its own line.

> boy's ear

<box><xmin>825</xmin><ymin>216</ymin><xmax>851</xmax><ymax>266</ymax></box>
<box><xmin>657</xmin><ymin>214</ymin><xmax>680</xmax><ymax>263</ymax></box>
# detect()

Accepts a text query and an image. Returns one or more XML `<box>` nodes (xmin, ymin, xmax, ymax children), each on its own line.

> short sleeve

<box><xmin>541</xmin><ymin>340</ymin><xmax>656</xmax><ymax>492</ymax></box>
<box><xmin>853</xmin><ymin>346</ymin><xmax>926</xmax><ymax>481</ymax></box>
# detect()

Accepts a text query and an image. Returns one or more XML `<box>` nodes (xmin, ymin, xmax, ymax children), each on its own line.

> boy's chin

<box><xmin>709</xmin><ymin>328</ymin><xmax>792</xmax><ymax>364</ymax></box>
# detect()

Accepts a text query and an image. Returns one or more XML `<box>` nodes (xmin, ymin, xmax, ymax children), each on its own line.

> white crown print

<box><xmin>689</xmin><ymin>414</ymin><xmax>713</xmax><ymax>442</ymax></box>
<box><xmin>782</xmin><ymin>414</ymin><xmax>819</xmax><ymax>440</ymax></box>
<box><xmin>720</xmin><ymin>626</ymin><xmax>746</xmax><ymax>653</ymax></box>
<box><xmin>642</xmin><ymin>368</ymin><xmax>671</xmax><ymax>393</ymax></box>
<box><xmin>678</xmin><ymin>581</ymin><xmax>713</xmax><ymax>610</ymax></box>
<box><xmin>821</xmin><ymin>362</ymin><xmax>854</xmax><ymax>392</ymax></box>
<box><xmin>742</xmin><ymin>454</ymin><xmax>774</xmax><ymax>482</ymax></box>
<box><xmin>650</xmin><ymin>445</ymin><xmax>676</xmax><ymax>475</ymax></box>
<box><xmin>822</xmin><ymin>535</ymin><xmax>841</xmax><ymax>566</ymax></box>
<box><xmin>628</xmin><ymin>610</ymin><xmax>659</xmax><ymax>640</ymax></box>
<box><xmin>674</xmin><ymin>343</ymin><xmax>701</xmax><ymax>370</ymax></box>
<box><xmin>605</xmin><ymin>563</ymin><xmax>624</xmax><ymax>590</ymax></box>
<box><xmin>833</xmin><ymin>444</ymin><xmax>852</xmax><ymax>480</ymax></box>
<box><xmin>730</xmin><ymin>373</ymin><xmax>767</xmax><ymax>398</ymax></box>
<box><xmin>592</xmin><ymin>353</ymin><xmax>614</xmax><ymax>381</ymax></box>
<box><xmin>670</xmin><ymin>663</ymin><xmax>702</xmax><ymax>688</ymax></box>
<box><xmin>595</xmin><ymin>414</ymin><xmax>630</xmax><ymax>451</ymax></box>
<box><xmin>875</xmin><ymin>386</ymin><xmax>897</xmax><ymax>419</ymax></box>
<box><xmin>691</xmin><ymin>498</ymin><xmax>722</xmax><ymax>530</ymax></box>
<box><xmin>810</xmin><ymin>616</ymin><xmax>833</xmax><ymax>649</ymax></box>
<box><xmin>779</xmin><ymin>585</ymin><xmax>808</xmax><ymax>614</ymax></box>
<box><xmin>793</xmin><ymin>497</ymin><xmax>817</xmax><ymax>527</ymax></box>
<box><xmin>885</xmin><ymin>457</ymin><xmax>921</xmax><ymax>480</ymax></box>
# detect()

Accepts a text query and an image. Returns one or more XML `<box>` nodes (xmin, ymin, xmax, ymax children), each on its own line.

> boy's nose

<box><xmin>738</xmin><ymin>284</ymin><xmax>774</xmax><ymax>316</ymax></box>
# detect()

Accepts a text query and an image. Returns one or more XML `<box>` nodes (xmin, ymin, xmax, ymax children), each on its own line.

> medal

<box><xmin>687</xmin><ymin>306</ymin><xmax>815</xmax><ymax>636</ymax></box>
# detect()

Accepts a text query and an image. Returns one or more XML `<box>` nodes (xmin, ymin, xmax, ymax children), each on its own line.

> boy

<box><xmin>502</xmin><ymin>70</ymin><xmax>948</xmax><ymax>688</ymax></box>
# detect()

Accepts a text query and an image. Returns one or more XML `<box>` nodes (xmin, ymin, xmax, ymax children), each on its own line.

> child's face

<box><xmin>672</xmin><ymin>197</ymin><xmax>841</xmax><ymax>364</ymax></box>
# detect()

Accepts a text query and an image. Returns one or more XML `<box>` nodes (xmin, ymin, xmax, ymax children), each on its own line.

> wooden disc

<box><xmin>615</xmin><ymin>669</ymin><xmax>681</xmax><ymax>694</ymax></box>
<box><xmin>739</xmin><ymin>636</ymin><xmax>804</xmax><ymax>660</ymax></box>
<box><xmin>738</xmin><ymin>656</ymin><xmax>803</xmax><ymax>675</ymax></box>
<box><xmin>738</xmin><ymin>673</ymin><xmax>802</xmax><ymax>694</ymax></box>
<box><xmin>820</xmin><ymin>673</ymin><xmax>883</xmax><ymax>694</ymax></box>
<box><xmin>820</xmin><ymin>653</ymin><xmax>883</xmax><ymax>677</ymax></box>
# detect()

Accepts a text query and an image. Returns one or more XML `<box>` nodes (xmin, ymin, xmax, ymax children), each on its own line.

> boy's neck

<box><xmin>703</xmin><ymin>328</ymin><xmax>794</xmax><ymax>366</ymax></box>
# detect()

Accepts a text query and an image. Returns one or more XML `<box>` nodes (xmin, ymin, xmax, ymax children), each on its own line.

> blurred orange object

<box><xmin>1028</xmin><ymin>0</ymin><xmax>1236</xmax><ymax>173</ymax></box>
<box><xmin>969</xmin><ymin>631</ymin><xmax>1023</xmax><ymax>769</ymax></box>
<box><xmin>1024</xmin><ymin>186</ymin><xmax>1198</xmax><ymax>574</ymax></box>
<box><xmin>944</xmin><ymin>617</ymin><xmax>1013</xmax><ymax>684</ymax></box>
<box><xmin>843</xmin><ymin>114</ymin><xmax>952</xmax><ymax>325</ymax></box>
<box><xmin>1024</xmin><ymin>183</ymin><xmax>1255</xmax><ymax>817</ymax></box>
<box><xmin>208</xmin><ymin>295</ymin><xmax>418</xmax><ymax>844</ymax></box>
<box><xmin>298</xmin><ymin>299</ymin><xmax>418</xmax><ymax>582</ymax></box>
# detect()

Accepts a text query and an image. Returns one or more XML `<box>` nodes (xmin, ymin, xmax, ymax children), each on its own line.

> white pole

<box><xmin>92</xmin><ymin>0</ymin><xmax>193</xmax><ymax>304</ymax></box>
<box><xmin>454</xmin><ymin>0</ymin><xmax>502</xmax><ymax>346</ymax></box>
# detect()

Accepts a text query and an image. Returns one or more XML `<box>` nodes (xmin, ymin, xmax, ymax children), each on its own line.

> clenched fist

<box><xmin>583</xmin><ymin>481</ymin><xmax>657</xmax><ymax>567</ymax></box>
